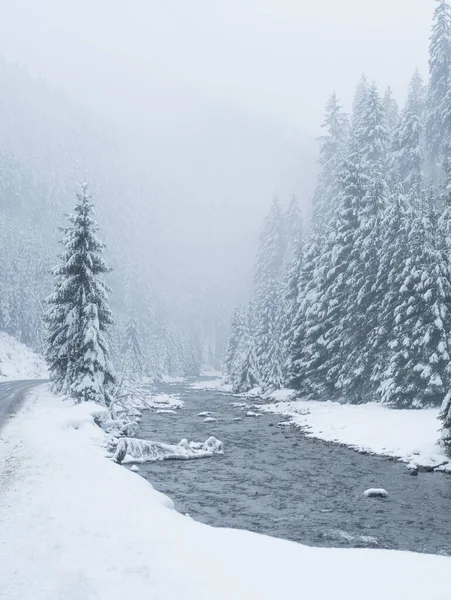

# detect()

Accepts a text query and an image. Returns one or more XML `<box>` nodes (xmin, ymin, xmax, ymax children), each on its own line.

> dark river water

<box><xmin>137</xmin><ymin>379</ymin><xmax>451</xmax><ymax>555</ymax></box>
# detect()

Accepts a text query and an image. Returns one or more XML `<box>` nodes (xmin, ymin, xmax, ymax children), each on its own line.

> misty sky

<box><xmin>1</xmin><ymin>0</ymin><xmax>431</xmax><ymax>134</ymax></box>
<box><xmin>0</xmin><ymin>0</ymin><xmax>436</xmax><ymax>314</ymax></box>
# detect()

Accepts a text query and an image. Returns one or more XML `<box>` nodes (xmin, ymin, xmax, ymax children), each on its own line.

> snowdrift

<box><xmin>0</xmin><ymin>332</ymin><xmax>48</xmax><ymax>381</ymax></box>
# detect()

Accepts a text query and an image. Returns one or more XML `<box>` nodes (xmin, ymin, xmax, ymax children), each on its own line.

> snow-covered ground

<box><xmin>0</xmin><ymin>385</ymin><xmax>450</xmax><ymax>600</ymax></box>
<box><xmin>260</xmin><ymin>396</ymin><xmax>449</xmax><ymax>471</ymax></box>
<box><xmin>0</xmin><ymin>332</ymin><xmax>48</xmax><ymax>381</ymax></box>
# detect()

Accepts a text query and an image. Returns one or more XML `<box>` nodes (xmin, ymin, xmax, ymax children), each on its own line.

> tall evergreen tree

<box><xmin>122</xmin><ymin>309</ymin><xmax>144</xmax><ymax>379</ymax></box>
<box><xmin>283</xmin><ymin>194</ymin><xmax>303</xmax><ymax>264</ymax></box>
<box><xmin>381</xmin><ymin>205</ymin><xmax>451</xmax><ymax>407</ymax></box>
<box><xmin>294</xmin><ymin>142</ymin><xmax>365</xmax><ymax>398</ymax></box>
<box><xmin>390</xmin><ymin>70</ymin><xmax>425</xmax><ymax>195</ymax></box>
<box><xmin>371</xmin><ymin>183</ymin><xmax>413</xmax><ymax>392</ymax></box>
<box><xmin>335</xmin><ymin>82</ymin><xmax>388</xmax><ymax>401</ymax></box>
<box><xmin>252</xmin><ymin>197</ymin><xmax>285</xmax><ymax>390</ymax></box>
<box><xmin>383</xmin><ymin>86</ymin><xmax>400</xmax><ymax>134</ymax></box>
<box><xmin>312</xmin><ymin>93</ymin><xmax>349</xmax><ymax>231</ymax></box>
<box><xmin>427</xmin><ymin>0</ymin><xmax>451</xmax><ymax>187</ymax></box>
<box><xmin>45</xmin><ymin>183</ymin><xmax>116</xmax><ymax>406</ymax></box>
<box><xmin>224</xmin><ymin>307</ymin><xmax>245</xmax><ymax>381</ymax></box>
<box><xmin>229</xmin><ymin>308</ymin><xmax>259</xmax><ymax>393</ymax></box>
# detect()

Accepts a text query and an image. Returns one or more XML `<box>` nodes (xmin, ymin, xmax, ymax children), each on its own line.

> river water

<box><xmin>137</xmin><ymin>380</ymin><xmax>451</xmax><ymax>555</ymax></box>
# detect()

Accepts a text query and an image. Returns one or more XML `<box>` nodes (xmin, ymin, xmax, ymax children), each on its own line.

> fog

<box><xmin>0</xmin><ymin>0</ymin><xmax>434</xmax><ymax>361</ymax></box>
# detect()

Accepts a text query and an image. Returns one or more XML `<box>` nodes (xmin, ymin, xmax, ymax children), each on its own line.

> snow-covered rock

<box><xmin>245</xmin><ymin>411</ymin><xmax>261</xmax><ymax>417</ymax></box>
<box><xmin>149</xmin><ymin>393</ymin><xmax>184</xmax><ymax>409</ymax></box>
<box><xmin>156</xmin><ymin>409</ymin><xmax>177</xmax><ymax>415</ymax></box>
<box><xmin>203</xmin><ymin>417</ymin><xmax>217</xmax><ymax>423</ymax></box>
<box><xmin>130</xmin><ymin>465</ymin><xmax>140</xmax><ymax>472</ymax></box>
<box><xmin>0</xmin><ymin>332</ymin><xmax>48</xmax><ymax>381</ymax></box>
<box><xmin>364</xmin><ymin>488</ymin><xmax>388</xmax><ymax>498</ymax></box>
<box><xmin>198</xmin><ymin>411</ymin><xmax>214</xmax><ymax>417</ymax></box>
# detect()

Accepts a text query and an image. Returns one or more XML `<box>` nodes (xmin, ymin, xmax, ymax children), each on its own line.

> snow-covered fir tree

<box><xmin>293</xmin><ymin>141</ymin><xmax>365</xmax><ymax>399</ymax></box>
<box><xmin>311</xmin><ymin>93</ymin><xmax>349</xmax><ymax>232</ymax></box>
<box><xmin>427</xmin><ymin>0</ymin><xmax>451</xmax><ymax>188</ymax></box>
<box><xmin>122</xmin><ymin>309</ymin><xmax>144</xmax><ymax>379</ymax></box>
<box><xmin>228</xmin><ymin>308</ymin><xmax>259</xmax><ymax>393</ymax></box>
<box><xmin>45</xmin><ymin>183</ymin><xmax>116</xmax><ymax>406</ymax></box>
<box><xmin>283</xmin><ymin>194</ymin><xmax>303</xmax><ymax>265</ymax></box>
<box><xmin>252</xmin><ymin>197</ymin><xmax>285</xmax><ymax>391</ymax></box>
<box><xmin>381</xmin><ymin>205</ymin><xmax>451</xmax><ymax>408</ymax></box>
<box><xmin>383</xmin><ymin>86</ymin><xmax>400</xmax><ymax>136</ymax></box>
<box><xmin>224</xmin><ymin>307</ymin><xmax>245</xmax><ymax>381</ymax></box>
<box><xmin>371</xmin><ymin>182</ymin><xmax>413</xmax><ymax>393</ymax></box>
<box><xmin>390</xmin><ymin>70</ymin><xmax>425</xmax><ymax>195</ymax></box>
<box><xmin>335</xmin><ymin>82</ymin><xmax>388</xmax><ymax>402</ymax></box>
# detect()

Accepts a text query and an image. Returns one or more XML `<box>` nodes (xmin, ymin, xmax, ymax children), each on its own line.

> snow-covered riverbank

<box><xmin>1</xmin><ymin>385</ymin><xmax>450</xmax><ymax>600</ymax></box>
<box><xmin>0</xmin><ymin>332</ymin><xmax>48</xmax><ymax>381</ymax></box>
<box><xmin>260</xmin><ymin>395</ymin><xmax>450</xmax><ymax>472</ymax></box>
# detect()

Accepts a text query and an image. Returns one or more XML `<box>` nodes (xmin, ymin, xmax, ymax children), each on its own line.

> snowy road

<box><xmin>138</xmin><ymin>380</ymin><xmax>451</xmax><ymax>555</ymax></box>
<box><xmin>0</xmin><ymin>380</ymin><xmax>47</xmax><ymax>430</ymax></box>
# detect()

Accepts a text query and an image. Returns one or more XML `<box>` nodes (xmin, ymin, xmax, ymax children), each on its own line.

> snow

<box><xmin>160</xmin><ymin>375</ymin><xmax>186</xmax><ymax>384</ymax></box>
<box><xmin>113</xmin><ymin>435</ymin><xmax>223</xmax><ymax>464</ymax></box>
<box><xmin>260</xmin><ymin>397</ymin><xmax>450</xmax><ymax>471</ymax></box>
<box><xmin>245</xmin><ymin>411</ymin><xmax>261</xmax><ymax>417</ymax></box>
<box><xmin>364</xmin><ymin>488</ymin><xmax>388</xmax><ymax>498</ymax></box>
<box><xmin>203</xmin><ymin>416</ymin><xmax>217</xmax><ymax>423</ymax></box>
<box><xmin>197</xmin><ymin>411</ymin><xmax>214</xmax><ymax>417</ymax></box>
<box><xmin>156</xmin><ymin>409</ymin><xmax>178</xmax><ymax>415</ymax></box>
<box><xmin>149</xmin><ymin>393</ymin><xmax>184</xmax><ymax>409</ymax></box>
<box><xmin>0</xmin><ymin>385</ymin><xmax>450</xmax><ymax>600</ymax></box>
<box><xmin>190</xmin><ymin>378</ymin><xmax>231</xmax><ymax>392</ymax></box>
<box><xmin>0</xmin><ymin>332</ymin><xmax>48</xmax><ymax>381</ymax></box>
<box><xmin>130</xmin><ymin>464</ymin><xmax>140</xmax><ymax>472</ymax></box>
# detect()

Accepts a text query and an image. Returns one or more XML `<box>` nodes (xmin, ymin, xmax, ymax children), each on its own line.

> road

<box><xmin>0</xmin><ymin>379</ymin><xmax>47</xmax><ymax>430</ymax></box>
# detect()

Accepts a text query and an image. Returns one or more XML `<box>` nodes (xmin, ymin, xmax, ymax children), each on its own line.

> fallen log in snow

<box><xmin>113</xmin><ymin>436</ymin><xmax>223</xmax><ymax>464</ymax></box>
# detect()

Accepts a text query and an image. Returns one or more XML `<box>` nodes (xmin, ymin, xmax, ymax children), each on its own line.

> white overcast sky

<box><xmin>0</xmin><ymin>0</ymin><xmax>436</xmax><ymax>307</ymax></box>
<box><xmin>0</xmin><ymin>0</ymin><xmax>432</xmax><ymax>134</ymax></box>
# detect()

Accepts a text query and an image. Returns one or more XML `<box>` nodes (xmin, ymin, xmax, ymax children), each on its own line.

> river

<box><xmin>136</xmin><ymin>380</ymin><xmax>451</xmax><ymax>555</ymax></box>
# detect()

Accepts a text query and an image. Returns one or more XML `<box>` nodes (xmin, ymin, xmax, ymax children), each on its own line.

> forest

<box><xmin>224</xmin><ymin>1</ymin><xmax>451</xmax><ymax>446</ymax></box>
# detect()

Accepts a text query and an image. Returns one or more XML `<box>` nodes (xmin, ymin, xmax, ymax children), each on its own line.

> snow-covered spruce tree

<box><xmin>252</xmin><ymin>197</ymin><xmax>285</xmax><ymax>391</ymax></box>
<box><xmin>283</xmin><ymin>194</ymin><xmax>303</xmax><ymax>265</ymax></box>
<box><xmin>229</xmin><ymin>307</ymin><xmax>259</xmax><ymax>393</ymax></box>
<box><xmin>427</xmin><ymin>0</ymin><xmax>451</xmax><ymax>188</ymax></box>
<box><xmin>390</xmin><ymin>70</ymin><xmax>426</xmax><ymax>196</ymax></box>
<box><xmin>383</xmin><ymin>86</ymin><xmax>400</xmax><ymax>137</ymax></box>
<box><xmin>371</xmin><ymin>182</ymin><xmax>413</xmax><ymax>393</ymax></box>
<box><xmin>292</xmin><ymin>141</ymin><xmax>365</xmax><ymax>399</ymax></box>
<box><xmin>335</xmin><ymin>81</ymin><xmax>389</xmax><ymax>402</ymax></box>
<box><xmin>351</xmin><ymin>74</ymin><xmax>369</xmax><ymax>147</ymax></box>
<box><xmin>122</xmin><ymin>309</ymin><xmax>144</xmax><ymax>379</ymax></box>
<box><xmin>45</xmin><ymin>183</ymin><xmax>116</xmax><ymax>406</ymax></box>
<box><xmin>280</xmin><ymin>221</ymin><xmax>304</xmax><ymax>380</ymax></box>
<box><xmin>285</xmin><ymin>93</ymin><xmax>348</xmax><ymax>392</ymax></box>
<box><xmin>311</xmin><ymin>93</ymin><xmax>349</xmax><ymax>232</ymax></box>
<box><xmin>381</xmin><ymin>204</ymin><xmax>451</xmax><ymax>408</ymax></box>
<box><xmin>224</xmin><ymin>306</ymin><xmax>245</xmax><ymax>382</ymax></box>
